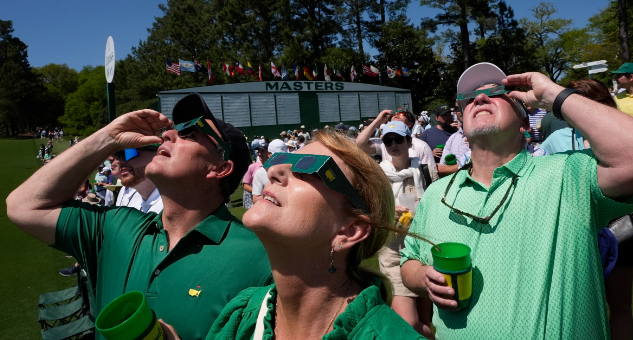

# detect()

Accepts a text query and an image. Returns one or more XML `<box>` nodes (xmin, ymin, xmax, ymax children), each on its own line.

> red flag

<box><xmin>395</xmin><ymin>68</ymin><xmax>402</xmax><ymax>78</ymax></box>
<box><xmin>223</xmin><ymin>62</ymin><xmax>231</xmax><ymax>76</ymax></box>
<box><xmin>271</xmin><ymin>61</ymin><xmax>280</xmax><ymax>77</ymax></box>
<box><xmin>207</xmin><ymin>59</ymin><xmax>213</xmax><ymax>84</ymax></box>
<box><xmin>234</xmin><ymin>60</ymin><xmax>246</xmax><ymax>77</ymax></box>
<box><xmin>303</xmin><ymin>66</ymin><xmax>313</xmax><ymax>80</ymax></box>
<box><xmin>259</xmin><ymin>64</ymin><xmax>262</xmax><ymax>81</ymax></box>
<box><xmin>363</xmin><ymin>64</ymin><xmax>376</xmax><ymax>77</ymax></box>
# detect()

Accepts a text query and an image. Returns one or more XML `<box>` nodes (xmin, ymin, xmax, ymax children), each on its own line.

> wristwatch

<box><xmin>552</xmin><ymin>88</ymin><xmax>581</xmax><ymax>121</ymax></box>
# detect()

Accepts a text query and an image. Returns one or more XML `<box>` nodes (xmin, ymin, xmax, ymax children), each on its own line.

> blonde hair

<box><xmin>312</xmin><ymin>130</ymin><xmax>432</xmax><ymax>304</ymax></box>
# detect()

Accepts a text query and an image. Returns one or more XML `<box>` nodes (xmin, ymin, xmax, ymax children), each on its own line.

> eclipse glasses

<box><xmin>263</xmin><ymin>152</ymin><xmax>369</xmax><ymax>214</ymax></box>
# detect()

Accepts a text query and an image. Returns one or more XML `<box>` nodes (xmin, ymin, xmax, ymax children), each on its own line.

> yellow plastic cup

<box><xmin>431</xmin><ymin>242</ymin><xmax>472</xmax><ymax>308</ymax></box>
<box><xmin>95</xmin><ymin>291</ymin><xmax>165</xmax><ymax>340</ymax></box>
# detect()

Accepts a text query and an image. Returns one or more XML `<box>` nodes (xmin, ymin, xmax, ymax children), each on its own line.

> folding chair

<box><xmin>41</xmin><ymin>315</ymin><xmax>94</xmax><ymax>340</ymax></box>
<box><xmin>38</xmin><ymin>266</ymin><xmax>95</xmax><ymax>339</ymax></box>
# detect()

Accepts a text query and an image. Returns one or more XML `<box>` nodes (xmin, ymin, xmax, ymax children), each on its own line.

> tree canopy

<box><xmin>1</xmin><ymin>0</ymin><xmax>632</xmax><ymax>136</ymax></box>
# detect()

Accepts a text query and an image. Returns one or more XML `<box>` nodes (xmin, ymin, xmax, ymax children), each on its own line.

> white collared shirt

<box><xmin>116</xmin><ymin>186</ymin><xmax>163</xmax><ymax>213</ymax></box>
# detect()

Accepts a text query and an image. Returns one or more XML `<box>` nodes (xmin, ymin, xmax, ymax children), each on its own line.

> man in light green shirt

<box><xmin>401</xmin><ymin>63</ymin><xmax>633</xmax><ymax>339</ymax></box>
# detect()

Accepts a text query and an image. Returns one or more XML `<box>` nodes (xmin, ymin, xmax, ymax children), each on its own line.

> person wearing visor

<box><xmin>356</xmin><ymin>108</ymin><xmax>439</xmax><ymax>182</ymax></box>
<box><xmin>113</xmin><ymin>145</ymin><xmax>163</xmax><ymax>213</ymax></box>
<box><xmin>207</xmin><ymin>130</ymin><xmax>427</xmax><ymax>339</ymax></box>
<box><xmin>400</xmin><ymin>62</ymin><xmax>633</xmax><ymax>339</ymax></box>
<box><xmin>7</xmin><ymin>93</ymin><xmax>272</xmax><ymax>340</ymax></box>
<box><xmin>375</xmin><ymin>121</ymin><xmax>434</xmax><ymax>338</ymax></box>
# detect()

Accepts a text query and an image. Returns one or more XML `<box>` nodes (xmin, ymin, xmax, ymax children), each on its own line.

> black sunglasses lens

<box><xmin>178</xmin><ymin>126</ymin><xmax>196</xmax><ymax>138</ymax></box>
<box><xmin>462</xmin><ymin>91</ymin><xmax>477</xmax><ymax>99</ymax></box>
<box><xmin>489</xmin><ymin>87</ymin><xmax>506</xmax><ymax>95</ymax></box>
<box><xmin>394</xmin><ymin>136</ymin><xmax>404</xmax><ymax>144</ymax></box>
<box><xmin>382</xmin><ymin>138</ymin><xmax>393</xmax><ymax>146</ymax></box>
<box><xmin>269</xmin><ymin>153</ymin><xmax>289</xmax><ymax>165</ymax></box>
<box><xmin>295</xmin><ymin>156</ymin><xmax>317</xmax><ymax>169</ymax></box>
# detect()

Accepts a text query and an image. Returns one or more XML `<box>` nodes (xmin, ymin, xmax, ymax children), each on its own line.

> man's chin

<box><xmin>121</xmin><ymin>175</ymin><xmax>145</xmax><ymax>187</ymax></box>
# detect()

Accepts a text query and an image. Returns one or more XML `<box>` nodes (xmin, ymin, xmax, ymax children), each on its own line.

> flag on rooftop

<box><xmin>271</xmin><ymin>61</ymin><xmax>281</xmax><ymax>77</ymax></box>
<box><xmin>293</xmin><ymin>62</ymin><xmax>299</xmax><ymax>79</ymax></box>
<box><xmin>234</xmin><ymin>60</ymin><xmax>246</xmax><ymax>77</ymax></box>
<box><xmin>281</xmin><ymin>64</ymin><xmax>288</xmax><ymax>80</ymax></box>
<box><xmin>313</xmin><ymin>63</ymin><xmax>319</xmax><ymax>79</ymax></box>
<box><xmin>395</xmin><ymin>68</ymin><xmax>402</xmax><ymax>77</ymax></box>
<box><xmin>259</xmin><ymin>64</ymin><xmax>263</xmax><ymax>81</ymax></box>
<box><xmin>165</xmin><ymin>58</ymin><xmax>181</xmax><ymax>75</ymax></box>
<box><xmin>222</xmin><ymin>62</ymin><xmax>231</xmax><ymax>76</ymax></box>
<box><xmin>402</xmin><ymin>67</ymin><xmax>409</xmax><ymax>77</ymax></box>
<box><xmin>179</xmin><ymin>59</ymin><xmax>195</xmax><ymax>73</ymax></box>
<box><xmin>207</xmin><ymin>59</ymin><xmax>213</xmax><ymax>84</ymax></box>
<box><xmin>363</xmin><ymin>64</ymin><xmax>376</xmax><ymax>77</ymax></box>
<box><xmin>350</xmin><ymin>65</ymin><xmax>356</xmax><ymax>82</ymax></box>
<box><xmin>387</xmin><ymin>66</ymin><xmax>395</xmax><ymax>78</ymax></box>
<box><xmin>194</xmin><ymin>60</ymin><xmax>207</xmax><ymax>74</ymax></box>
<box><xmin>324</xmin><ymin>64</ymin><xmax>331</xmax><ymax>81</ymax></box>
<box><xmin>247</xmin><ymin>61</ymin><xmax>255</xmax><ymax>75</ymax></box>
<box><xmin>303</xmin><ymin>66</ymin><xmax>313</xmax><ymax>80</ymax></box>
<box><xmin>370</xmin><ymin>65</ymin><xmax>380</xmax><ymax>76</ymax></box>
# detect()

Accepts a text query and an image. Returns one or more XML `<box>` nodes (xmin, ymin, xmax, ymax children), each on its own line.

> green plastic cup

<box><xmin>436</xmin><ymin>144</ymin><xmax>445</xmax><ymax>150</ymax></box>
<box><xmin>431</xmin><ymin>242</ymin><xmax>472</xmax><ymax>308</ymax></box>
<box><xmin>445</xmin><ymin>154</ymin><xmax>457</xmax><ymax>165</ymax></box>
<box><xmin>95</xmin><ymin>291</ymin><xmax>165</xmax><ymax>340</ymax></box>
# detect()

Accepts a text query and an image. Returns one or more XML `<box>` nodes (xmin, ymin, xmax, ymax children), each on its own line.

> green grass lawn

<box><xmin>0</xmin><ymin>137</ymin><xmax>78</xmax><ymax>339</ymax></box>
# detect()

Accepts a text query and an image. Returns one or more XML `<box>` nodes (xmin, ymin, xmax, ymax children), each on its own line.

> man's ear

<box><xmin>206</xmin><ymin>160</ymin><xmax>234</xmax><ymax>180</ymax></box>
<box><xmin>332</xmin><ymin>217</ymin><xmax>371</xmax><ymax>250</ymax></box>
<box><xmin>521</xmin><ymin>116</ymin><xmax>530</xmax><ymax>131</ymax></box>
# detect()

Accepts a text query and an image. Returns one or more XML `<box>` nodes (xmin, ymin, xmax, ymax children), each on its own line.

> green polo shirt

<box><xmin>401</xmin><ymin>149</ymin><xmax>633</xmax><ymax>339</ymax></box>
<box><xmin>53</xmin><ymin>201</ymin><xmax>272</xmax><ymax>340</ymax></box>
<box><xmin>207</xmin><ymin>280</ymin><xmax>427</xmax><ymax>339</ymax></box>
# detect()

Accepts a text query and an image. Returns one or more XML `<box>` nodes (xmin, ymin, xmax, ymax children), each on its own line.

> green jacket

<box><xmin>207</xmin><ymin>281</ymin><xmax>427</xmax><ymax>340</ymax></box>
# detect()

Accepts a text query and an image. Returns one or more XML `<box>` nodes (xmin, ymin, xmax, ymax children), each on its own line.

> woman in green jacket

<box><xmin>207</xmin><ymin>131</ymin><xmax>427</xmax><ymax>339</ymax></box>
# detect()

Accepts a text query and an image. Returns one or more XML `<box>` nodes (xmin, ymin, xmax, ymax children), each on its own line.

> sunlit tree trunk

<box><xmin>618</xmin><ymin>0</ymin><xmax>630</xmax><ymax>63</ymax></box>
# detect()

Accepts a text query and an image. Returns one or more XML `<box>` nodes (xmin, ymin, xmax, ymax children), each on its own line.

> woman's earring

<box><xmin>329</xmin><ymin>248</ymin><xmax>337</xmax><ymax>274</ymax></box>
<box><xmin>338</xmin><ymin>245</ymin><xmax>342</xmax><ymax>250</ymax></box>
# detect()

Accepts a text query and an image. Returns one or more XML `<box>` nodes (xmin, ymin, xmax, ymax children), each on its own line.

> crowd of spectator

<box><xmin>8</xmin><ymin>62</ymin><xmax>633</xmax><ymax>339</ymax></box>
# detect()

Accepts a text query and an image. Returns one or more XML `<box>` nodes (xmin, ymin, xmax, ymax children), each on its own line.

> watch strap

<box><xmin>552</xmin><ymin>88</ymin><xmax>581</xmax><ymax>121</ymax></box>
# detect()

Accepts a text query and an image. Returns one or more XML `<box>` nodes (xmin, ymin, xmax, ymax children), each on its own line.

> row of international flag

<box><xmin>164</xmin><ymin>58</ymin><xmax>410</xmax><ymax>84</ymax></box>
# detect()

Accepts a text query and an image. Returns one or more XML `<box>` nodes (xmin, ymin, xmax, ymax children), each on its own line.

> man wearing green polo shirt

<box><xmin>400</xmin><ymin>62</ymin><xmax>633</xmax><ymax>339</ymax></box>
<box><xmin>612</xmin><ymin>63</ymin><xmax>633</xmax><ymax>118</ymax></box>
<box><xmin>7</xmin><ymin>93</ymin><xmax>272</xmax><ymax>339</ymax></box>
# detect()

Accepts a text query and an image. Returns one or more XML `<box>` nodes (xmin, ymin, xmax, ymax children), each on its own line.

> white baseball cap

<box><xmin>456</xmin><ymin>62</ymin><xmax>506</xmax><ymax>109</ymax></box>
<box><xmin>268</xmin><ymin>139</ymin><xmax>288</xmax><ymax>154</ymax></box>
<box><xmin>300</xmin><ymin>125</ymin><xmax>306</xmax><ymax>129</ymax></box>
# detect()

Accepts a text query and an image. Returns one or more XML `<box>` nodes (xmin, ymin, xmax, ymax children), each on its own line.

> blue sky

<box><xmin>3</xmin><ymin>0</ymin><xmax>611</xmax><ymax>72</ymax></box>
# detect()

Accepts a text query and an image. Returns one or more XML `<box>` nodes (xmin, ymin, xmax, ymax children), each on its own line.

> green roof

<box><xmin>158</xmin><ymin>81</ymin><xmax>410</xmax><ymax>94</ymax></box>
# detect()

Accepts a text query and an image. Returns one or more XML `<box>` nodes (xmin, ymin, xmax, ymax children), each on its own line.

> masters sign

<box><xmin>265</xmin><ymin>81</ymin><xmax>345</xmax><ymax>91</ymax></box>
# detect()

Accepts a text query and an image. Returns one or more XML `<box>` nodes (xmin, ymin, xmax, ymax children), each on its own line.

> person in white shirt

<box><xmin>252</xmin><ymin>139</ymin><xmax>287</xmax><ymax>204</ymax></box>
<box><xmin>411</xmin><ymin>117</ymin><xmax>424</xmax><ymax>139</ymax></box>
<box><xmin>297</xmin><ymin>125</ymin><xmax>311</xmax><ymax>141</ymax></box>
<box><xmin>114</xmin><ymin>146</ymin><xmax>163</xmax><ymax>213</ymax></box>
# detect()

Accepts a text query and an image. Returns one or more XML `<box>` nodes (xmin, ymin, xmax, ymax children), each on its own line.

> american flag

<box><xmin>165</xmin><ymin>58</ymin><xmax>181</xmax><ymax>75</ymax></box>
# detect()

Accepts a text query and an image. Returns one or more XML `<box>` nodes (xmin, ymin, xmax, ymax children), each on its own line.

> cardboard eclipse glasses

<box><xmin>126</xmin><ymin>117</ymin><xmax>231</xmax><ymax>161</ymax></box>
<box><xmin>456</xmin><ymin>85</ymin><xmax>514</xmax><ymax>102</ymax></box>
<box><xmin>263</xmin><ymin>152</ymin><xmax>369</xmax><ymax>214</ymax></box>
